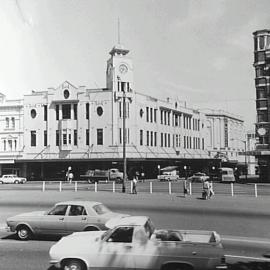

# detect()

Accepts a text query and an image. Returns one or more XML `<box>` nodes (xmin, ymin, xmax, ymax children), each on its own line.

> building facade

<box><xmin>253</xmin><ymin>29</ymin><xmax>270</xmax><ymax>182</ymax></box>
<box><xmin>0</xmin><ymin>43</ymin><xmax>247</xmax><ymax>180</ymax></box>
<box><xmin>0</xmin><ymin>93</ymin><xmax>24</xmax><ymax>175</ymax></box>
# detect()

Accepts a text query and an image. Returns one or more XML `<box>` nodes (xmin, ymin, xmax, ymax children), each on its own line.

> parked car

<box><xmin>80</xmin><ymin>168</ymin><xmax>123</xmax><ymax>183</ymax></box>
<box><xmin>49</xmin><ymin>215</ymin><xmax>227</xmax><ymax>270</ymax></box>
<box><xmin>188</xmin><ymin>172</ymin><xmax>209</xmax><ymax>182</ymax></box>
<box><xmin>6</xmin><ymin>201</ymin><xmax>128</xmax><ymax>240</ymax></box>
<box><xmin>0</xmin><ymin>174</ymin><xmax>27</xmax><ymax>184</ymax></box>
<box><xmin>157</xmin><ymin>166</ymin><xmax>180</xmax><ymax>181</ymax></box>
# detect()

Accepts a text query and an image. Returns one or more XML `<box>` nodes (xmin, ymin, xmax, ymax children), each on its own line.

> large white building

<box><xmin>0</xmin><ymin>44</ymin><xmax>247</xmax><ymax>179</ymax></box>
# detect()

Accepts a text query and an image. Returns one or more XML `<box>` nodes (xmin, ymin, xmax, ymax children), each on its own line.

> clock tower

<box><xmin>106</xmin><ymin>43</ymin><xmax>135</xmax><ymax>147</ymax></box>
<box><xmin>106</xmin><ymin>43</ymin><xmax>134</xmax><ymax>93</ymax></box>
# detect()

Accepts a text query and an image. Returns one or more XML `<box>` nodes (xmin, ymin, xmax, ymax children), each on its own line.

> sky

<box><xmin>0</xmin><ymin>0</ymin><xmax>269</xmax><ymax>129</ymax></box>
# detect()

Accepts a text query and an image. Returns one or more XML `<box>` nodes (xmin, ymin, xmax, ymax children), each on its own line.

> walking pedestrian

<box><xmin>202</xmin><ymin>180</ymin><xmax>210</xmax><ymax>199</ymax></box>
<box><xmin>132</xmin><ymin>176</ymin><xmax>137</xmax><ymax>194</ymax></box>
<box><xmin>209</xmin><ymin>182</ymin><xmax>214</xmax><ymax>198</ymax></box>
<box><xmin>183</xmin><ymin>179</ymin><xmax>188</xmax><ymax>197</ymax></box>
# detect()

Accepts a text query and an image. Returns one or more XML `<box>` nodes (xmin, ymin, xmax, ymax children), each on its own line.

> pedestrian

<box><xmin>202</xmin><ymin>180</ymin><xmax>210</xmax><ymax>199</ymax></box>
<box><xmin>209</xmin><ymin>182</ymin><xmax>214</xmax><ymax>198</ymax></box>
<box><xmin>68</xmin><ymin>172</ymin><xmax>74</xmax><ymax>183</ymax></box>
<box><xmin>132</xmin><ymin>176</ymin><xmax>137</xmax><ymax>194</ymax></box>
<box><xmin>183</xmin><ymin>179</ymin><xmax>189</xmax><ymax>197</ymax></box>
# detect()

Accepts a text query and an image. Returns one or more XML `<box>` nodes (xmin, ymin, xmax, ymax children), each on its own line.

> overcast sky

<box><xmin>0</xmin><ymin>0</ymin><xmax>269</xmax><ymax>129</ymax></box>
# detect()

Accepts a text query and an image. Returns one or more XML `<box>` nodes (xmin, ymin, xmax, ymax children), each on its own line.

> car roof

<box><xmin>55</xmin><ymin>201</ymin><xmax>102</xmax><ymax>207</ymax></box>
<box><xmin>106</xmin><ymin>216</ymin><xmax>149</xmax><ymax>229</ymax></box>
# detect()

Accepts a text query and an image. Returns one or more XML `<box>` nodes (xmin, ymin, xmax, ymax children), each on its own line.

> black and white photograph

<box><xmin>0</xmin><ymin>0</ymin><xmax>270</xmax><ymax>269</ymax></box>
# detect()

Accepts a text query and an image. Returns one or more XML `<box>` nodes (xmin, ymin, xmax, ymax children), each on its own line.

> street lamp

<box><xmin>116</xmin><ymin>76</ymin><xmax>131</xmax><ymax>193</ymax></box>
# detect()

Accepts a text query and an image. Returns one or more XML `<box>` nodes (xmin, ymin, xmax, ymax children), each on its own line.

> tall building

<box><xmin>253</xmin><ymin>29</ymin><xmax>270</xmax><ymax>181</ymax></box>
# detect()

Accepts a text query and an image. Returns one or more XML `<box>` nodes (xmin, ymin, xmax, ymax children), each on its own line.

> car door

<box><xmin>64</xmin><ymin>204</ymin><xmax>90</xmax><ymax>233</ymax></box>
<box><xmin>36</xmin><ymin>204</ymin><xmax>68</xmax><ymax>235</ymax></box>
<box><xmin>93</xmin><ymin>226</ymin><xmax>135</xmax><ymax>270</ymax></box>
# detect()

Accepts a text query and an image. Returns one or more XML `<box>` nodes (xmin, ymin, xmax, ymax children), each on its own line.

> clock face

<box><xmin>258</xmin><ymin>127</ymin><xmax>266</xmax><ymax>136</ymax></box>
<box><xmin>119</xmin><ymin>64</ymin><xmax>128</xmax><ymax>74</ymax></box>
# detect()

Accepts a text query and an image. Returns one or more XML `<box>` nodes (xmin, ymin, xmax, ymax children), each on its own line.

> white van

<box><xmin>219</xmin><ymin>167</ymin><xmax>235</xmax><ymax>183</ymax></box>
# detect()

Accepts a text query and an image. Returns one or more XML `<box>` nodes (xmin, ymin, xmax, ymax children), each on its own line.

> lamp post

<box><xmin>122</xmin><ymin>88</ymin><xmax>127</xmax><ymax>193</ymax></box>
<box><xmin>116</xmin><ymin>76</ymin><xmax>131</xmax><ymax>193</ymax></box>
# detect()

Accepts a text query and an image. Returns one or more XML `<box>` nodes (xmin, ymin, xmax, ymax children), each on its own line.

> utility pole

<box><xmin>122</xmin><ymin>88</ymin><xmax>127</xmax><ymax>193</ymax></box>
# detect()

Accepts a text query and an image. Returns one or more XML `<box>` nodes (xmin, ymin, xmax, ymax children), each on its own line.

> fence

<box><xmin>34</xmin><ymin>181</ymin><xmax>270</xmax><ymax>197</ymax></box>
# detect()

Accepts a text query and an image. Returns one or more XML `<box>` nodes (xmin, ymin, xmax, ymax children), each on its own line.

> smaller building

<box><xmin>0</xmin><ymin>93</ymin><xmax>24</xmax><ymax>176</ymax></box>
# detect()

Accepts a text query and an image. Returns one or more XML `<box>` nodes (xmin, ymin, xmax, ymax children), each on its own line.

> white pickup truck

<box><xmin>49</xmin><ymin>216</ymin><xmax>227</xmax><ymax>270</ymax></box>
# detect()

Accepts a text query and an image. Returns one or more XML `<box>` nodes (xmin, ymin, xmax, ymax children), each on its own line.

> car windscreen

<box><xmin>93</xmin><ymin>204</ymin><xmax>111</xmax><ymax>215</ymax></box>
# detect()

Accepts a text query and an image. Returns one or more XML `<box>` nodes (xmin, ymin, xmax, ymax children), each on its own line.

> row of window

<box><xmin>2</xmin><ymin>139</ymin><xmax>17</xmax><ymax>151</ymax></box>
<box><xmin>34</xmin><ymin>103</ymin><xmax>104</xmax><ymax>122</ymax></box>
<box><xmin>5</xmin><ymin>117</ymin><xmax>15</xmax><ymax>129</ymax></box>
<box><xmin>254</xmin><ymin>35</ymin><xmax>270</xmax><ymax>51</ymax></box>
<box><xmin>139</xmin><ymin>130</ymin><xmax>204</xmax><ymax>150</ymax></box>
<box><xmin>30</xmin><ymin>129</ymin><xmax>104</xmax><ymax>147</ymax></box>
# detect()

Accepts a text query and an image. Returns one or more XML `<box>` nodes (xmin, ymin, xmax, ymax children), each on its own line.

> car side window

<box><xmin>68</xmin><ymin>205</ymin><xmax>86</xmax><ymax>216</ymax></box>
<box><xmin>108</xmin><ymin>226</ymin><xmax>134</xmax><ymax>243</ymax></box>
<box><xmin>48</xmin><ymin>205</ymin><xmax>68</xmax><ymax>216</ymax></box>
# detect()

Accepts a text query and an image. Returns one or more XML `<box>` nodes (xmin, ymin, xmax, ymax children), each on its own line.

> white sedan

<box><xmin>0</xmin><ymin>174</ymin><xmax>27</xmax><ymax>184</ymax></box>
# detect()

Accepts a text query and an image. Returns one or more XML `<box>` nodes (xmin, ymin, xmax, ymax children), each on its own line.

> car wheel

<box><xmin>17</xmin><ymin>225</ymin><xmax>32</xmax><ymax>240</ymax></box>
<box><xmin>14</xmin><ymin>180</ymin><xmax>19</xmax><ymax>184</ymax></box>
<box><xmin>62</xmin><ymin>259</ymin><xmax>86</xmax><ymax>270</ymax></box>
<box><xmin>0</xmin><ymin>181</ymin><xmax>3</xmax><ymax>184</ymax></box>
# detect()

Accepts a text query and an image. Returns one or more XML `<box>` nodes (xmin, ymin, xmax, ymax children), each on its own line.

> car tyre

<box><xmin>14</xmin><ymin>180</ymin><xmax>19</xmax><ymax>184</ymax></box>
<box><xmin>17</xmin><ymin>225</ymin><xmax>32</xmax><ymax>240</ymax></box>
<box><xmin>62</xmin><ymin>259</ymin><xmax>86</xmax><ymax>270</ymax></box>
<box><xmin>0</xmin><ymin>181</ymin><xmax>3</xmax><ymax>184</ymax></box>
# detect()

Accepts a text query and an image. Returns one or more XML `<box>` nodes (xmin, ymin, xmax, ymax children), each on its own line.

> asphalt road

<box><xmin>0</xmin><ymin>185</ymin><xmax>270</xmax><ymax>269</ymax></box>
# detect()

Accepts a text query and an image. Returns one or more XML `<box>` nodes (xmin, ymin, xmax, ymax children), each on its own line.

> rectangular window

<box><xmin>97</xmin><ymin>129</ymin><xmax>103</xmax><ymax>145</ymax></box>
<box><xmin>44</xmin><ymin>105</ymin><xmax>48</xmax><ymax>121</ymax></box>
<box><xmin>184</xmin><ymin>136</ymin><xmax>186</xmax><ymax>149</ymax></box>
<box><xmin>168</xmin><ymin>134</ymin><xmax>170</xmax><ymax>147</ymax></box>
<box><xmin>168</xmin><ymin>112</ymin><xmax>170</xmax><ymax>126</ymax></box>
<box><xmin>31</xmin><ymin>131</ymin><xmax>36</xmax><ymax>147</ymax></box>
<box><xmin>44</xmin><ymin>130</ymin><xmax>47</xmax><ymax>146</ymax></box>
<box><xmin>56</xmin><ymin>105</ymin><xmax>59</xmax><ymax>120</ymax></box>
<box><xmin>140</xmin><ymin>130</ymin><xmax>143</xmax><ymax>146</ymax></box>
<box><xmin>146</xmin><ymin>131</ymin><xmax>149</xmax><ymax>146</ymax></box>
<box><xmin>150</xmin><ymin>131</ymin><xmax>153</xmax><ymax>146</ymax></box>
<box><xmin>154</xmin><ymin>132</ymin><xmax>157</xmax><ymax>146</ymax></box>
<box><xmin>11</xmin><ymin>117</ymin><xmax>15</xmax><ymax>128</ymax></box>
<box><xmin>56</xmin><ymin>130</ymin><xmax>60</xmax><ymax>146</ymax></box>
<box><xmin>119</xmin><ymin>102</ymin><xmax>122</xmax><ymax>118</ymax></box>
<box><xmin>73</xmin><ymin>104</ymin><xmax>77</xmax><ymax>120</ymax></box>
<box><xmin>164</xmin><ymin>133</ymin><xmax>167</xmax><ymax>147</ymax></box>
<box><xmin>146</xmin><ymin>107</ymin><xmax>149</xmax><ymax>122</ymax></box>
<box><xmin>62</xmin><ymin>104</ymin><xmax>71</xmax><ymax>119</ymax></box>
<box><xmin>119</xmin><ymin>128</ymin><xmax>122</xmax><ymax>144</ymax></box>
<box><xmin>86</xmin><ymin>129</ymin><xmax>90</xmax><ymax>145</ymax></box>
<box><xmin>74</xmin><ymin>130</ymin><xmax>77</xmax><ymax>146</ymax></box>
<box><xmin>202</xmin><ymin>138</ymin><xmax>204</xmax><ymax>150</ymax></box>
<box><xmin>86</xmin><ymin>103</ymin><xmax>89</xmax><ymax>120</ymax></box>
<box><xmin>150</xmin><ymin>108</ymin><xmax>153</xmax><ymax>122</ymax></box>
<box><xmin>154</xmin><ymin>109</ymin><xmax>157</xmax><ymax>122</ymax></box>
<box><xmin>161</xmin><ymin>133</ymin><xmax>163</xmax><ymax>147</ymax></box>
<box><xmin>164</xmin><ymin>111</ymin><xmax>167</xmax><ymax>125</ymax></box>
<box><xmin>160</xmin><ymin>110</ymin><xmax>163</xmax><ymax>124</ymax></box>
<box><xmin>69</xmin><ymin>134</ymin><xmax>71</xmax><ymax>144</ymax></box>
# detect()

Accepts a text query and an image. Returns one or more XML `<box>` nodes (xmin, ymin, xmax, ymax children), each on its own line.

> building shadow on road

<box><xmin>2</xmin><ymin>233</ymin><xmax>61</xmax><ymax>242</ymax></box>
<box><xmin>228</xmin><ymin>261</ymin><xmax>270</xmax><ymax>270</ymax></box>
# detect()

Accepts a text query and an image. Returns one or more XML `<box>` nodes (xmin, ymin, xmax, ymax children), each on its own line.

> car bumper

<box><xmin>49</xmin><ymin>260</ymin><xmax>61</xmax><ymax>268</ymax></box>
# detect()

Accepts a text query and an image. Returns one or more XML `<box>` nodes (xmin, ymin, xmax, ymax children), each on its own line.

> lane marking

<box><xmin>225</xmin><ymin>254</ymin><xmax>270</xmax><ymax>262</ymax></box>
<box><xmin>222</xmin><ymin>236</ymin><xmax>270</xmax><ymax>245</ymax></box>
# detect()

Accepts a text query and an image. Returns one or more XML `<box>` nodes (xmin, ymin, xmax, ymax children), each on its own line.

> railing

<box><xmin>2</xmin><ymin>180</ymin><xmax>270</xmax><ymax>197</ymax></box>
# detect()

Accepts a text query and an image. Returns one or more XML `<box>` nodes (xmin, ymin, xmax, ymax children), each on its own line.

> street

<box><xmin>0</xmin><ymin>185</ymin><xmax>270</xmax><ymax>269</ymax></box>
